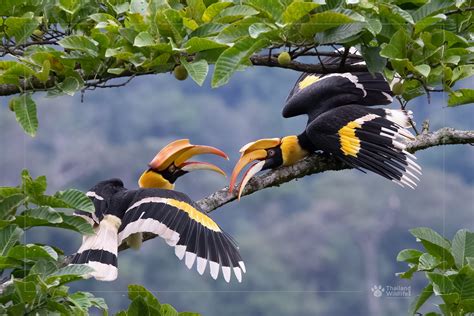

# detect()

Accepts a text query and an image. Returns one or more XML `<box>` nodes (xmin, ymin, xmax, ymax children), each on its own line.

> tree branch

<box><xmin>114</xmin><ymin>127</ymin><xmax>474</xmax><ymax>253</ymax></box>
<box><xmin>0</xmin><ymin>53</ymin><xmax>367</xmax><ymax>97</ymax></box>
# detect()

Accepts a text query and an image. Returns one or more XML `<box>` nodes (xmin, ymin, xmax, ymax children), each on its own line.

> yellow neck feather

<box><xmin>281</xmin><ymin>135</ymin><xmax>309</xmax><ymax>166</ymax></box>
<box><xmin>138</xmin><ymin>170</ymin><xmax>174</xmax><ymax>190</ymax></box>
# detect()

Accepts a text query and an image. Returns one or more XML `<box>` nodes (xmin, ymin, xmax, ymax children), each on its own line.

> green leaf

<box><xmin>282</xmin><ymin>2</ymin><xmax>319</xmax><ymax>23</ymax></box>
<box><xmin>14</xmin><ymin>279</ymin><xmax>37</xmax><ymax>303</ymax></box>
<box><xmin>427</xmin><ymin>272</ymin><xmax>455</xmax><ymax>294</ymax></box>
<box><xmin>14</xmin><ymin>206</ymin><xmax>63</xmax><ymax>229</ymax></box>
<box><xmin>35</xmin><ymin>60</ymin><xmax>51</xmax><ymax>83</ymax></box>
<box><xmin>412</xmin><ymin>0</ymin><xmax>454</xmax><ymax>22</ymax></box>
<box><xmin>202</xmin><ymin>2</ymin><xmax>233</xmax><ymax>22</ymax></box>
<box><xmin>30</xmin><ymin>258</ymin><xmax>58</xmax><ymax>277</ymax></box>
<box><xmin>246</xmin><ymin>0</ymin><xmax>284</xmax><ymax>21</ymax></box>
<box><xmin>212</xmin><ymin>37</ymin><xmax>267</xmax><ymax>88</ymax></box>
<box><xmin>0</xmin><ymin>194</ymin><xmax>27</xmax><ymax>219</ymax></box>
<box><xmin>414</xmin><ymin>64</ymin><xmax>431</xmax><ymax>77</ymax></box>
<box><xmin>0</xmin><ymin>256</ymin><xmax>23</xmax><ymax>269</ymax></box>
<box><xmin>410</xmin><ymin>227</ymin><xmax>452</xmax><ymax>258</ymax></box>
<box><xmin>134</xmin><ymin>31</ymin><xmax>156</xmax><ymax>47</ymax></box>
<box><xmin>8</xmin><ymin>244</ymin><xmax>56</xmax><ymax>261</ymax></box>
<box><xmin>0</xmin><ymin>225</ymin><xmax>23</xmax><ymax>256</ymax></box>
<box><xmin>360</xmin><ymin>46</ymin><xmax>386</xmax><ymax>74</ymax></box>
<box><xmin>155</xmin><ymin>9</ymin><xmax>185</xmax><ymax>44</ymax></box>
<box><xmin>397</xmin><ymin>249</ymin><xmax>424</xmax><ymax>264</ymax></box>
<box><xmin>315</xmin><ymin>22</ymin><xmax>365</xmax><ymax>44</ymax></box>
<box><xmin>4</xmin><ymin>17</ymin><xmax>40</xmax><ymax>44</ymax></box>
<box><xmin>409</xmin><ymin>284</ymin><xmax>433</xmax><ymax>315</ymax></box>
<box><xmin>301</xmin><ymin>11</ymin><xmax>354</xmax><ymax>37</ymax></box>
<box><xmin>453</xmin><ymin>266</ymin><xmax>474</xmax><ymax>300</ymax></box>
<box><xmin>161</xmin><ymin>304</ymin><xmax>178</xmax><ymax>316</ymax></box>
<box><xmin>414</xmin><ymin>14</ymin><xmax>446</xmax><ymax>34</ymax></box>
<box><xmin>128</xmin><ymin>296</ymin><xmax>151</xmax><ymax>316</ymax></box>
<box><xmin>58</xmin><ymin>35</ymin><xmax>98</xmax><ymax>57</ymax></box>
<box><xmin>452</xmin><ymin>229</ymin><xmax>474</xmax><ymax>269</ymax></box>
<box><xmin>448</xmin><ymin>89</ymin><xmax>474</xmax><ymax>107</ymax></box>
<box><xmin>57</xmin><ymin>213</ymin><xmax>94</xmax><ymax>235</ymax></box>
<box><xmin>10</xmin><ymin>94</ymin><xmax>39</xmax><ymax>137</ymax></box>
<box><xmin>396</xmin><ymin>264</ymin><xmax>418</xmax><ymax>279</ymax></box>
<box><xmin>179</xmin><ymin>313</ymin><xmax>200</xmax><ymax>316</ymax></box>
<box><xmin>248</xmin><ymin>23</ymin><xmax>275</xmax><ymax>39</ymax></box>
<box><xmin>215</xmin><ymin>5</ymin><xmax>259</xmax><ymax>23</ymax></box>
<box><xmin>56</xmin><ymin>189</ymin><xmax>95</xmax><ymax>213</ymax></box>
<box><xmin>57</xmin><ymin>77</ymin><xmax>81</xmax><ymax>96</ymax></box>
<box><xmin>48</xmin><ymin>264</ymin><xmax>94</xmax><ymax>281</ymax></box>
<box><xmin>180</xmin><ymin>58</ymin><xmax>209</xmax><ymax>86</ymax></box>
<box><xmin>380</xmin><ymin>29</ymin><xmax>409</xmax><ymax>59</ymax></box>
<box><xmin>128</xmin><ymin>284</ymin><xmax>161</xmax><ymax>310</ymax></box>
<box><xmin>185</xmin><ymin>37</ymin><xmax>227</xmax><ymax>53</ymax></box>
<box><xmin>0</xmin><ymin>187</ymin><xmax>22</xmax><ymax>198</ymax></box>
<box><xmin>418</xmin><ymin>253</ymin><xmax>441</xmax><ymax>271</ymax></box>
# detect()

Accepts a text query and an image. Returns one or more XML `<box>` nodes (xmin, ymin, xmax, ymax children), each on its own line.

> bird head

<box><xmin>229</xmin><ymin>136</ymin><xmax>309</xmax><ymax>199</ymax></box>
<box><xmin>139</xmin><ymin>139</ymin><xmax>228</xmax><ymax>189</ymax></box>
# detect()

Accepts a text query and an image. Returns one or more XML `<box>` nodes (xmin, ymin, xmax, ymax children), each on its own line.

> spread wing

<box><xmin>305</xmin><ymin>104</ymin><xmax>421</xmax><ymax>187</ymax></box>
<box><xmin>117</xmin><ymin>188</ymin><xmax>245</xmax><ymax>283</ymax></box>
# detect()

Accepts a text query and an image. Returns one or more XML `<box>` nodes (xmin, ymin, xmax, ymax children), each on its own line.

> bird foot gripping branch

<box><xmin>229</xmin><ymin>49</ymin><xmax>422</xmax><ymax>199</ymax></box>
<box><xmin>71</xmin><ymin>140</ymin><xmax>245</xmax><ymax>283</ymax></box>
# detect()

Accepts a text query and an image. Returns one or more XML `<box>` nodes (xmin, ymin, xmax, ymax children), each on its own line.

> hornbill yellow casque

<box><xmin>72</xmin><ymin>140</ymin><xmax>245</xmax><ymax>283</ymax></box>
<box><xmin>230</xmin><ymin>53</ymin><xmax>421</xmax><ymax>199</ymax></box>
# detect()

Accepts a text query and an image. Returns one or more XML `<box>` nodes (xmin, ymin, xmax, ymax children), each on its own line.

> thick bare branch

<box><xmin>113</xmin><ymin>127</ymin><xmax>474</xmax><ymax>253</ymax></box>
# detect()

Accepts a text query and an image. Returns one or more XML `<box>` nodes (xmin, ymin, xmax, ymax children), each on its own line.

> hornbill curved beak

<box><xmin>229</xmin><ymin>138</ymin><xmax>283</xmax><ymax>199</ymax></box>
<box><xmin>139</xmin><ymin>139</ymin><xmax>229</xmax><ymax>188</ymax></box>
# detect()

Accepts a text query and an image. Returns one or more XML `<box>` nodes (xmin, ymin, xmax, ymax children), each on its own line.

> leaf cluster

<box><xmin>397</xmin><ymin>227</ymin><xmax>474</xmax><ymax>315</ymax></box>
<box><xmin>1</xmin><ymin>0</ymin><xmax>473</xmax><ymax>136</ymax></box>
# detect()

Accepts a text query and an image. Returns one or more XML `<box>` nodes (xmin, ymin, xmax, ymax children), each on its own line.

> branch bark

<box><xmin>116</xmin><ymin>127</ymin><xmax>474</xmax><ymax>253</ymax></box>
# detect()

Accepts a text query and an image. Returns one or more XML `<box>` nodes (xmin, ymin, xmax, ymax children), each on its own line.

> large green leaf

<box><xmin>161</xmin><ymin>304</ymin><xmax>178</xmax><ymax>316</ymax></box>
<box><xmin>282</xmin><ymin>1</ymin><xmax>319</xmax><ymax>23</ymax></box>
<box><xmin>453</xmin><ymin>266</ymin><xmax>474</xmax><ymax>300</ymax></box>
<box><xmin>58</xmin><ymin>35</ymin><xmax>99</xmax><ymax>57</ymax></box>
<box><xmin>212</xmin><ymin>37</ymin><xmax>267</xmax><ymax>88</ymax></box>
<box><xmin>202</xmin><ymin>2</ymin><xmax>233</xmax><ymax>22</ymax></box>
<box><xmin>426</xmin><ymin>272</ymin><xmax>455</xmax><ymax>294</ymax></box>
<box><xmin>48</xmin><ymin>264</ymin><xmax>94</xmax><ymax>284</ymax></box>
<box><xmin>56</xmin><ymin>189</ymin><xmax>95</xmax><ymax>213</ymax></box>
<box><xmin>128</xmin><ymin>296</ymin><xmax>152</xmax><ymax>316</ymax></box>
<box><xmin>155</xmin><ymin>9</ymin><xmax>185</xmax><ymax>44</ymax></box>
<box><xmin>0</xmin><ymin>225</ymin><xmax>23</xmax><ymax>256</ymax></box>
<box><xmin>301</xmin><ymin>11</ymin><xmax>354</xmax><ymax>37</ymax></box>
<box><xmin>215</xmin><ymin>5</ymin><xmax>259</xmax><ymax>23</ymax></box>
<box><xmin>360</xmin><ymin>46</ymin><xmax>386</xmax><ymax>74</ymax></box>
<box><xmin>180</xmin><ymin>58</ymin><xmax>209</xmax><ymax>86</ymax></box>
<box><xmin>412</xmin><ymin>0</ymin><xmax>454</xmax><ymax>22</ymax></box>
<box><xmin>10</xmin><ymin>94</ymin><xmax>39</xmax><ymax>137</ymax></box>
<box><xmin>380</xmin><ymin>29</ymin><xmax>410</xmax><ymax>59</ymax></box>
<box><xmin>314</xmin><ymin>22</ymin><xmax>365</xmax><ymax>44</ymax></box>
<box><xmin>134</xmin><ymin>31</ymin><xmax>156</xmax><ymax>47</ymax></box>
<box><xmin>397</xmin><ymin>249</ymin><xmax>424</xmax><ymax>264</ymax></box>
<box><xmin>0</xmin><ymin>194</ymin><xmax>27</xmax><ymax>219</ymax></box>
<box><xmin>452</xmin><ymin>229</ymin><xmax>474</xmax><ymax>269</ymax></box>
<box><xmin>7</xmin><ymin>244</ymin><xmax>56</xmax><ymax>262</ymax></box>
<box><xmin>14</xmin><ymin>206</ymin><xmax>63</xmax><ymax>229</ymax></box>
<box><xmin>57</xmin><ymin>213</ymin><xmax>94</xmax><ymax>235</ymax></box>
<box><xmin>4</xmin><ymin>17</ymin><xmax>40</xmax><ymax>44</ymax></box>
<box><xmin>418</xmin><ymin>253</ymin><xmax>442</xmax><ymax>271</ymax></box>
<box><xmin>410</xmin><ymin>227</ymin><xmax>453</xmax><ymax>261</ymax></box>
<box><xmin>185</xmin><ymin>37</ymin><xmax>227</xmax><ymax>53</ymax></box>
<box><xmin>246</xmin><ymin>0</ymin><xmax>284</xmax><ymax>21</ymax></box>
<box><xmin>448</xmin><ymin>89</ymin><xmax>474</xmax><ymax>107</ymax></box>
<box><xmin>409</xmin><ymin>284</ymin><xmax>433</xmax><ymax>315</ymax></box>
<box><xmin>128</xmin><ymin>284</ymin><xmax>161</xmax><ymax>311</ymax></box>
<box><xmin>14</xmin><ymin>279</ymin><xmax>37</xmax><ymax>304</ymax></box>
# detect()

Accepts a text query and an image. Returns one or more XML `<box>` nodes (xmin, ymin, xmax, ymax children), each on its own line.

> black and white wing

<box><xmin>117</xmin><ymin>188</ymin><xmax>245</xmax><ymax>283</ymax></box>
<box><xmin>305</xmin><ymin>104</ymin><xmax>421</xmax><ymax>188</ymax></box>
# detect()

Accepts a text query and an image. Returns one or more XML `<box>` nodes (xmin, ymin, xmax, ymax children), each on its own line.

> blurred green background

<box><xmin>0</xmin><ymin>67</ymin><xmax>472</xmax><ymax>315</ymax></box>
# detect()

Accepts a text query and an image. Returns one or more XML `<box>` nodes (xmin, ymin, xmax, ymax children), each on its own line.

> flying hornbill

<box><xmin>229</xmin><ymin>52</ymin><xmax>421</xmax><ymax>199</ymax></box>
<box><xmin>71</xmin><ymin>140</ymin><xmax>245</xmax><ymax>283</ymax></box>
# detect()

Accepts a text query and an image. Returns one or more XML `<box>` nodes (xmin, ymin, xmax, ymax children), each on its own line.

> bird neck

<box><xmin>138</xmin><ymin>170</ymin><xmax>175</xmax><ymax>190</ymax></box>
<box><xmin>280</xmin><ymin>135</ymin><xmax>310</xmax><ymax>166</ymax></box>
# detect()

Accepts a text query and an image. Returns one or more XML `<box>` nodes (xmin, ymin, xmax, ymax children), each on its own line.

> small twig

<box><xmin>339</xmin><ymin>46</ymin><xmax>349</xmax><ymax>69</ymax></box>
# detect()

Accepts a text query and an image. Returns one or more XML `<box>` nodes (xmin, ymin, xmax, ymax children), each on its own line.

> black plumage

<box><xmin>72</xmin><ymin>179</ymin><xmax>244</xmax><ymax>282</ymax></box>
<box><xmin>284</xmin><ymin>49</ymin><xmax>420</xmax><ymax>187</ymax></box>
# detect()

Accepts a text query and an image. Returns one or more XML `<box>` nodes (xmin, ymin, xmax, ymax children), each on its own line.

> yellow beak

<box><xmin>229</xmin><ymin>149</ymin><xmax>268</xmax><ymax>196</ymax></box>
<box><xmin>149</xmin><ymin>139</ymin><xmax>228</xmax><ymax>177</ymax></box>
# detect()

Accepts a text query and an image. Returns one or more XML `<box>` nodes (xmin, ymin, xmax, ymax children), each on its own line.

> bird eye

<box><xmin>268</xmin><ymin>149</ymin><xmax>275</xmax><ymax>156</ymax></box>
<box><xmin>168</xmin><ymin>165</ymin><xmax>176</xmax><ymax>172</ymax></box>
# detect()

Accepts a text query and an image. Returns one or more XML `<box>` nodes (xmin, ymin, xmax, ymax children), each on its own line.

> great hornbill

<box><xmin>72</xmin><ymin>140</ymin><xmax>245</xmax><ymax>283</ymax></box>
<box><xmin>230</xmin><ymin>52</ymin><xmax>421</xmax><ymax>199</ymax></box>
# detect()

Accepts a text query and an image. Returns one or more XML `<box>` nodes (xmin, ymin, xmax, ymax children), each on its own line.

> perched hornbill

<box><xmin>72</xmin><ymin>140</ymin><xmax>245</xmax><ymax>283</ymax></box>
<box><xmin>229</xmin><ymin>51</ymin><xmax>421</xmax><ymax>199</ymax></box>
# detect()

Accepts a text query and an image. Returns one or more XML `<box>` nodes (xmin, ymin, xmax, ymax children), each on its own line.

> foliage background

<box><xmin>0</xmin><ymin>65</ymin><xmax>473</xmax><ymax>315</ymax></box>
